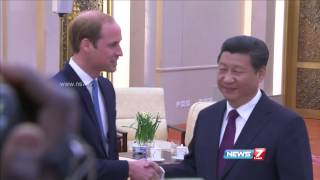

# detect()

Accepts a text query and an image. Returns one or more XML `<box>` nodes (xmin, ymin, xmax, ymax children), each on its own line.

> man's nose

<box><xmin>117</xmin><ymin>46</ymin><xmax>123</xmax><ymax>56</ymax></box>
<box><xmin>223</xmin><ymin>72</ymin><xmax>235</xmax><ymax>83</ymax></box>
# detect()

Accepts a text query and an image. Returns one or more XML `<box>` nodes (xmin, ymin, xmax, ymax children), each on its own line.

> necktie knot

<box><xmin>92</xmin><ymin>80</ymin><xmax>98</xmax><ymax>90</ymax></box>
<box><xmin>228</xmin><ymin>109</ymin><xmax>239</xmax><ymax>122</ymax></box>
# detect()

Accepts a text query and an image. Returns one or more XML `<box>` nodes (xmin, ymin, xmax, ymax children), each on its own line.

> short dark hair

<box><xmin>68</xmin><ymin>11</ymin><xmax>115</xmax><ymax>53</ymax></box>
<box><xmin>217</xmin><ymin>35</ymin><xmax>269</xmax><ymax>71</ymax></box>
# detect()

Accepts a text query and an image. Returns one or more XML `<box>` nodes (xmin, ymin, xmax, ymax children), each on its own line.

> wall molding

<box><xmin>297</xmin><ymin>62</ymin><xmax>320</xmax><ymax>69</ymax></box>
<box><xmin>1</xmin><ymin>0</ymin><xmax>8</xmax><ymax>63</ymax></box>
<box><xmin>36</xmin><ymin>0</ymin><xmax>45</xmax><ymax>72</ymax></box>
<box><xmin>156</xmin><ymin>64</ymin><xmax>218</xmax><ymax>72</ymax></box>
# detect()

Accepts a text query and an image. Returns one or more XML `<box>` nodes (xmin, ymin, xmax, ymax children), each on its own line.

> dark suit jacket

<box><xmin>163</xmin><ymin>92</ymin><xmax>313</xmax><ymax>180</ymax></box>
<box><xmin>52</xmin><ymin>64</ymin><xmax>128</xmax><ymax>180</ymax></box>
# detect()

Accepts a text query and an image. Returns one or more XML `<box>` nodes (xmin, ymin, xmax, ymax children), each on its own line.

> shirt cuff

<box><xmin>160</xmin><ymin>166</ymin><xmax>165</xmax><ymax>180</ymax></box>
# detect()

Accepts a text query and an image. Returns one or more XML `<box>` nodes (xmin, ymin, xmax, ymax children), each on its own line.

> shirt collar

<box><xmin>69</xmin><ymin>58</ymin><xmax>94</xmax><ymax>86</ymax></box>
<box><xmin>226</xmin><ymin>90</ymin><xmax>262</xmax><ymax>120</ymax></box>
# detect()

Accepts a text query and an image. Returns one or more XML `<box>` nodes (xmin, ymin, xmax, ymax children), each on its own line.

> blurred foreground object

<box><xmin>0</xmin><ymin>64</ymin><xmax>96</xmax><ymax>180</ymax></box>
<box><xmin>0</xmin><ymin>82</ymin><xmax>21</xmax><ymax>149</ymax></box>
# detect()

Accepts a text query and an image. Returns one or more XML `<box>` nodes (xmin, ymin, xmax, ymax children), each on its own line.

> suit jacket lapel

<box><xmin>63</xmin><ymin>64</ymin><xmax>97</xmax><ymax>122</ymax></box>
<box><xmin>220</xmin><ymin>93</ymin><xmax>272</xmax><ymax>179</ymax></box>
<box><xmin>197</xmin><ymin>101</ymin><xmax>226</xmax><ymax>179</ymax></box>
<box><xmin>211</xmin><ymin>102</ymin><xmax>227</xmax><ymax>178</ymax></box>
<box><xmin>63</xmin><ymin>64</ymin><xmax>108</xmax><ymax>156</ymax></box>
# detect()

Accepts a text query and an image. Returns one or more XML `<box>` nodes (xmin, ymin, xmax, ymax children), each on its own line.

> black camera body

<box><xmin>0</xmin><ymin>82</ymin><xmax>21</xmax><ymax>150</ymax></box>
<box><xmin>0</xmin><ymin>81</ymin><xmax>96</xmax><ymax>179</ymax></box>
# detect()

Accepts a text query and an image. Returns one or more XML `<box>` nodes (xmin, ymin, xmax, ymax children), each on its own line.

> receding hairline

<box><xmin>73</xmin><ymin>10</ymin><xmax>115</xmax><ymax>24</ymax></box>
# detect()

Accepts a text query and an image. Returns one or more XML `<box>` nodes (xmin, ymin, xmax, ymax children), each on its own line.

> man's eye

<box><xmin>232</xmin><ymin>70</ymin><xmax>243</xmax><ymax>74</ymax></box>
<box><xmin>218</xmin><ymin>68</ymin><xmax>227</xmax><ymax>72</ymax></box>
<box><xmin>109</xmin><ymin>43</ymin><xmax>118</xmax><ymax>47</ymax></box>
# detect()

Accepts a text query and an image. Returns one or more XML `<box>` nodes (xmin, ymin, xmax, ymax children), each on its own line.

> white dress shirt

<box><xmin>69</xmin><ymin>58</ymin><xmax>108</xmax><ymax>138</ymax></box>
<box><xmin>219</xmin><ymin>90</ymin><xmax>262</xmax><ymax>145</ymax></box>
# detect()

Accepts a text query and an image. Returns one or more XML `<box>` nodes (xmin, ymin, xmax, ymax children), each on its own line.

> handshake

<box><xmin>128</xmin><ymin>159</ymin><xmax>164</xmax><ymax>180</ymax></box>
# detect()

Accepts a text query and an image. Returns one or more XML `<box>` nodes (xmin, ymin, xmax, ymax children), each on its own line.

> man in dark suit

<box><xmin>163</xmin><ymin>35</ymin><xmax>313</xmax><ymax>180</ymax></box>
<box><xmin>52</xmin><ymin>10</ymin><xmax>161</xmax><ymax>180</ymax></box>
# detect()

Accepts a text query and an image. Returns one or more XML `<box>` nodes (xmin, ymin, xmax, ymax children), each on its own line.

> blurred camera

<box><xmin>0</xmin><ymin>80</ymin><xmax>96</xmax><ymax>180</ymax></box>
<box><xmin>0</xmin><ymin>81</ymin><xmax>21</xmax><ymax>150</ymax></box>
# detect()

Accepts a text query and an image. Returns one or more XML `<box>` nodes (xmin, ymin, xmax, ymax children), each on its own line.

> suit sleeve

<box><xmin>96</xmin><ymin>159</ymin><xmax>129</xmax><ymax>180</ymax></box>
<box><xmin>162</xmin><ymin>116</ymin><xmax>202</xmax><ymax>178</ymax></box>
<box><xmin>162</xmin><ymin>140</ymin><xmax>197</xmax><ymax>178</ymax></box>
<box><xmin>276</xmin><ymin>116</ymin><xmax>313</xmax><ymax>180</ymax></box>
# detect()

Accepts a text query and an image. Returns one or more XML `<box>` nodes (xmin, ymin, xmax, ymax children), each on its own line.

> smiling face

<box><xmin>89</xmin><ymin>22</ymin><xmax>123</xmax><ymax>73</ymax></box>
<box><xmin>217</xmin><ymin>52</ymin><xmax>265</xmax><ymax>108</ymax></box>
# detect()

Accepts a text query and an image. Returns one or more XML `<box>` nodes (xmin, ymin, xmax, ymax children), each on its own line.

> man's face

<box><xmin>91</xmin><ymin>22</ymin><xmax>123</xmax><ymax>73</ymax></box>
<box><xmin>217</xmin><ymin>52</ymin><xmax>265</xmax><ymax>108</ymax></box>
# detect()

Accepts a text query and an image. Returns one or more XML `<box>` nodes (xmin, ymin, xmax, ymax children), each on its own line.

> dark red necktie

<box><xmin>217</xmin><ymin>109</ymin><xmax>239</xmax><ymax>177</ymax></box>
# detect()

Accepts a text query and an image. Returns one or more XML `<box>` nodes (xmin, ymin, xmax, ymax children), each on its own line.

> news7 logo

<box><xmin>253</xmin><ymin>148</ymin><xmax>266</xmax><ymax>160</ymax></box>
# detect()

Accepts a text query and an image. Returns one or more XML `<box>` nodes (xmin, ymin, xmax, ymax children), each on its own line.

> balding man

<box><xmin>53</xmin><ymin>11</ymin><xmax>161</xmax><ymax>180</ymax></box>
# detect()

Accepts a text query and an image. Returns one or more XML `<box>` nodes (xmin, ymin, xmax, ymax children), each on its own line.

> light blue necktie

<box><xmin>91</xmin><ymin>80</ymin><xmax>107</xmax><ymax>144</ymax></box>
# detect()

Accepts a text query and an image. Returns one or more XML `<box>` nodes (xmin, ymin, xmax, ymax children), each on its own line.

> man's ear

<box><xmin>257</xmin><ymin>66</ymin><xmax>266</xmax><ymax>82</ymax></box>
<box><xmin>79</xmin><ymin>38</ymin><xmax>93</xmax><ymax>53</ymax></box>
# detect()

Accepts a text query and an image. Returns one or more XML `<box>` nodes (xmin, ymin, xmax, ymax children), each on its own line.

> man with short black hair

<box><xmin>163</xmin><ymin>35</ymin><xmax>313</xmax><ymax>180</ymax></box>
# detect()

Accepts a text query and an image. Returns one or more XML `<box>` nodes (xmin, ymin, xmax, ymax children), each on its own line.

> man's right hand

<box><xmin>128</xmin><ymin>160</ymin><xmax>162</xmax><ymax>180</ymax></box>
